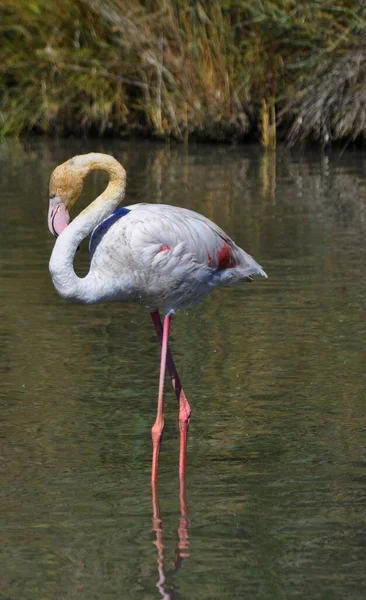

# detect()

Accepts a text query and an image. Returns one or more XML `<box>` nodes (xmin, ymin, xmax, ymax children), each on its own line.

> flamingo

<box><xmin>47</xmin><ymin>152</ymin><xmax>267</xmax><ymax>483</ymax></box>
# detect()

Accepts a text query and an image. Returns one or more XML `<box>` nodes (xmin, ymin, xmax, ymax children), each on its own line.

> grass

<box><xmin>0</xmin><ymin>0</ymin><xmax>365</xmax><ymax>145</ymax></box>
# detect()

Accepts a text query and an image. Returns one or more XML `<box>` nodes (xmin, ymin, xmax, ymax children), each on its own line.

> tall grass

<box><xmin>0</xmin><ymin>0</ymin><xmax>365</xmax><ymax>144</ymax></box>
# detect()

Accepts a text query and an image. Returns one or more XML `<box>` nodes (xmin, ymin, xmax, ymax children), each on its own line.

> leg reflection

<box><xmin>177</xmin><ymin>475</ymin><xmax>190</xmax><ymax>562</ymax></box>
<box><xmin>151</xmin><ymin>475</ymin><xmax>190</xmax><ymax>599</ymax></box>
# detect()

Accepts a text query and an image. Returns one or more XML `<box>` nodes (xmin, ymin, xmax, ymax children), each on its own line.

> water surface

<box><xmin>1</xmin><ymin>139</ymin><xmax>365</xmax><ymax>599</ymax></box>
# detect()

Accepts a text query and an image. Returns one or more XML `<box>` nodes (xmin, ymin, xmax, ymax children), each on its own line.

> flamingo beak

<box><xmin>48</xmin><ymin>196</ymin><xmax>70</xmax><ymax>237</ymax></box>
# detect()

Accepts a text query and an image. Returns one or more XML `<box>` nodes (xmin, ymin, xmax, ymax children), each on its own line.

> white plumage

<box><xmin>86</xmin><ymin>202</ymin><xmax>266</xmax><ymax>312</ymax></box>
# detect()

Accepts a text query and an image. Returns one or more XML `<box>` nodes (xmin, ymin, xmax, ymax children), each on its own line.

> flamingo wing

<box><xmin>88</xmin><ymin>203</ymin><xmax>266</xmax><ymax>309</ymax></box>
<box><xmin>91</xmin><ymin>204</ymin><xmax>264</xmax><ymax>272</ymax></box>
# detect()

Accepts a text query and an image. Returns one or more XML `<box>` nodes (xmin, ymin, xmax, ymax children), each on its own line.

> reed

<box><xmin>0</xmin><ymin>0</ymin><xmax>364</xmax><ymax>144</ymax></box>
<box><xmin>260</xmin><ymin>99</ymin><xmax>276</xmax><ymax>150</ymax></box>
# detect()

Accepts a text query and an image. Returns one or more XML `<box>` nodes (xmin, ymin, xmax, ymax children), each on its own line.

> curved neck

<box><xmin>49</xmin><ymin>154</ymin><xmax>126</xmax><ymax>304</ymax></box>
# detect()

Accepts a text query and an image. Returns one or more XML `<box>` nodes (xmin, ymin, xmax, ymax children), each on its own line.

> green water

<box><xmin>0</xmin><ymin>139</ymin><xmax>365</xmax><ymax>599</ymax></box>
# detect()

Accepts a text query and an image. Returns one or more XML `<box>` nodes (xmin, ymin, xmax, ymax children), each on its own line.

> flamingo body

<box><xmin>87</xmin><ymin>203</ymin><xmax>266</xmax><ymax>312</ymax></box>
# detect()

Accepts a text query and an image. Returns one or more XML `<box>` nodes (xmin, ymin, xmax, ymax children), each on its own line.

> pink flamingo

<box><xmin>47</xmin><ymin>153</ymin><xmax>267</xmax><ymax>483</ymax></box>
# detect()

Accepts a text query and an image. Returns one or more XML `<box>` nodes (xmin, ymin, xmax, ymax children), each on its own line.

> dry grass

<box><xmin>0</xmin><ymin>0</ymin><xmax>365</xmax><ymax>144</ymax></box>
<box><xmin>285</xmin><ymin>52</ymin><xmax>366</xmax><ymax>146</ymax></box>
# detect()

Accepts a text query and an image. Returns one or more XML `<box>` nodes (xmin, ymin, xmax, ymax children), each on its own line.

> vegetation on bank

<box><xmin>1</xmin><ymin>0</ymin><xmax>365</xmax><ymax>145</ymax></box>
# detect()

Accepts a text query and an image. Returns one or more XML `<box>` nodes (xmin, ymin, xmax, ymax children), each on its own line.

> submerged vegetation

<box><xmin>1</xmin><ymin>0</ymin><xmax>365</xmax><ymax>145</ymax></box>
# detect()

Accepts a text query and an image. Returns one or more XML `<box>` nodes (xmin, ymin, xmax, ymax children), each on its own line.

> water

<box><xmin>1</xmin><ymin>139</ymin><xmax>365</xmax><ymax>599</ymax></box>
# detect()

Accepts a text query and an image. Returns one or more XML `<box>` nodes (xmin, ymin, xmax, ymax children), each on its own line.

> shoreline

<box><xmin>12</xmin><ymin>126</ymin><xmax>365</xmax><ymax>149</ymax></box>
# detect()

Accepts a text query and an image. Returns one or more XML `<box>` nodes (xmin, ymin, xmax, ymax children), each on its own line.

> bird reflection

<box><xmin>151</xmin><ymin>475</ymin><xmax>190</xmax><ymax>599</ymax></box>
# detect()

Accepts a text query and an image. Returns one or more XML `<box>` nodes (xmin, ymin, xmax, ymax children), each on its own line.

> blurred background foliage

<box><xmin>0</xmin><ymin>0</ymin><xmax>365</xmax><ymax>145</ymax></box>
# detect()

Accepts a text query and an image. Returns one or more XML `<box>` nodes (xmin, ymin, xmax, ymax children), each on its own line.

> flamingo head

<box><xmin>48</xmin><ymin>156</ymin><xmax>89</xmax><ymax>237</ymax></box>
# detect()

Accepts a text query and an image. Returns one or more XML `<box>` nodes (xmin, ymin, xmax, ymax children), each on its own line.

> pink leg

<box><xmin>150</xmin><ymin>311</ymin><xmax>191</xmax><ymax>478</ymax></box>
<box><xmin>151</xmin><ymin>314</ymin><xmax>171</xmax><ymax>483</ymax></box>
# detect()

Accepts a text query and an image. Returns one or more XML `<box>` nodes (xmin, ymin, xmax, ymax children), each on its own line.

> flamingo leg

<box><xmin>150</xmin><ymin>311</ymin><xmax>191</xmax><ymax>478</ymax></box>
<box><xmin>151</xmin><ymin>314</ymin><xmax>171</xmax><ymax>483</ymax></box>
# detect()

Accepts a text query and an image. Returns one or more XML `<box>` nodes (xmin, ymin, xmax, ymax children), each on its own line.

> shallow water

<box><xmin>1</xmin><ymin>139</ymin><xmax>365</xmax><ymax>599</ymax></box>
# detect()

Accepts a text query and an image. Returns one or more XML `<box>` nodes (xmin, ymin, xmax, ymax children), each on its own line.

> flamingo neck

<box><xmin>49</xmin><ymin>155</ymin><xmax>126</xmax><ymax>304</ymax></box>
